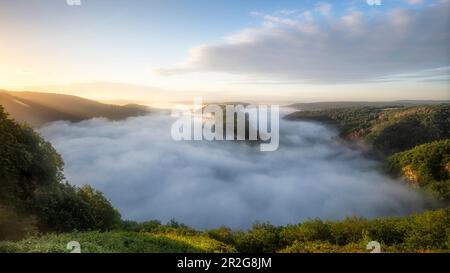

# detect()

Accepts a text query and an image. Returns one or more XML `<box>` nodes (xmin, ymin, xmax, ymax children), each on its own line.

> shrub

<box><xmin>405</xmin><ymin>208</ymin><xmax>450</xmax><ymax>249</ymax></box>
<box><xmin>279</xmin><ymin>219</ymin><xmax>333</xmax><ymax>247</ymax></box>
<box><xmin>234</xmin><ymin>222</ymin><xmax>281</xmax><ymax>253</ymax></box>
<box><xmin>77</xmin><ymin>185</ymin><xmax>121</xmax><ymax>231</ymax></box>
<box><xmin>206</xmin><ymin>226</ymin><xmax>236</xmax><ymax>245</ymax></box>
<box><xmin>366</xmin><ymin>217</ymin><xmax>409</xmax><ymax>245</ymax></box>
<box><xmin>329</xmin><ymin>217</ymin><xmax>370</xmax><ymax>245</ymax></box>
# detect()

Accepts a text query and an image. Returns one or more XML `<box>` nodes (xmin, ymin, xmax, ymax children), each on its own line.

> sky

<box><xmin>0</xmin><ymin>0</ymin><xmax>449</xmax><ymax>104</ymax></box>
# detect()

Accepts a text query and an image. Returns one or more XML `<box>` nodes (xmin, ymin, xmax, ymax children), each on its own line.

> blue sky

<box><xmin>0</xmin><ymin>0</ymin><xmax>448</xmax><ymax>103</ymax></box>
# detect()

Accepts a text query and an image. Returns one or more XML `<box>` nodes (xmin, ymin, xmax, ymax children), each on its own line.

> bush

<box><xmin>207</xmin><ymin>226</ymin><xmax>236</xmax><ymax>245</ymax></box>
<box><xmin>234</xmin><ymin>222</ymin><xmax>281</xmax><ymax>253</ymax></box>
<box><xmin>280</xmin><ymin>219</ymin><xmax>332</xmax><ymax>246</ymax></box>
<box><xmin>366</xmin><ymin>217</ymin><xmax>409</xmax><ymax>245</ymax></box>
<box><xmin>405</xmin><ymin>209</ymin><xmax>450</xmax><ymax>249</ymax></box>
<box><xmin>329</xmin><ymin>217</ymin><xmax>370</xmax><ymax>245</ymax></box>
<box><xmin>31</xmin><ymin>183</ymin><xmax>96</xmax><ymax>232</ymax></box>
<box><xmin>77</xmin><ymin>185</ymin><xmax>121</xmax><ymax>231</ymax></box>
<box><xmin>279</xmin><ymin>241</ymin><xmax>366</xmax><ymax>253</ymax></box>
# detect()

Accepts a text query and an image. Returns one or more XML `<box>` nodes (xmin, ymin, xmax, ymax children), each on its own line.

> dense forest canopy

<box><xmin>0</xmin><ymin>106</ymin><xmax>120</xmax><ymax>240</ymax></box>
<box><xmin>285</xmin><ymin>104</ymin><xmax>450</xmax><ymax>156</ymax></box>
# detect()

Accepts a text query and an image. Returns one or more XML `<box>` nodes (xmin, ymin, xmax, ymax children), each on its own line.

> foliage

<box><xmin>206</xmin><ymin>226</ymin><xmax>236</xmax><ymax>245</ymax></box>
<box><xmin>279</xmin><ymin>219</ymin><xmax>331</xmax><ymax>245</ymax></box>
<box><xmin>0</xmin><ymin>231</ymin><xmax>235</xmax><ymax>253</ymax></box>
<box><xmin>1</xmin><ymin>208</ymin><xmax>448</xmax><ymax>253</ymax></box>
<box><xmin>206</xmin><ymin>208</ymin><xmax>450</xmax><ymax>253</ymax></box>
<box><xmin>0</xmin><ymin>105</ymin><xmax>64</xmax><ymax>209</ymax></box>
<box><xmin>286</xmin><ymin>104</ymin><xmax>450</xmax><ymax>156</ymax></box>
<box><xmin>152</xmin><ymin>232</ymin><xmax>237</xmax><ymax>253</ymax></box>
<box><xmin>77</xmin><ymin>185</ymin><xmax>122</xmax><ymax>231</ymax></box>
<box><xmin>120</xmin><ymin>220</ymin><xmax>162</xmax><ymax>232</ymax></box>
<box><xmin>286</xmin><ymin>104</ymin><xmax>449</xmax><ymax>201</ymax></box>
<box><xmin>387</xmin><ymin>140</ymin><xmax>450</xmax><ymax>201</ymax></box>
<box><xmin>0</xmin><ymin>106</ymin><xmax>120</xmax><ymax>237</ymax></box>
<box><xmin>404</xmin><ymin>209</ymin><xmax>450</xmax><ymax>249</ymax></box>
<box><xmin>279</xmin><ymin>241</ymin><xmax>368</xmax><ymax>253</ymax></box>
<box><xmin>232</xmin><ymin>222</ymin><xmax>282</xmax><ymax>253</ymax></box>
<box><xmin>120</xmin><ymin>219</ymin><xmax>199</xmax><ymax>236</ymax></box>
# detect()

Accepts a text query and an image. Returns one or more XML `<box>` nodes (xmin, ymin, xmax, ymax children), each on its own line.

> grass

<box><xmin>0</xmin><ymin>231</ymin><xmax>236</xmax><ymax>253</ymax></box>
<box><xmin>1</xmin><ymin>208</ymin><xmax>448</xmax><ymax>253</ymax></box>
<box><xmin>278</xmin><ymin>241</ymin><xmax>448</xmax><ymax>253</ymax></box>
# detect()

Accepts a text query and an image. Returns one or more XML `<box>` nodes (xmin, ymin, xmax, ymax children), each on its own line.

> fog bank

<box><xmin>40</xmin><ymin>115</ymin><xmax>430</xmax><ymax>229</ymax></box>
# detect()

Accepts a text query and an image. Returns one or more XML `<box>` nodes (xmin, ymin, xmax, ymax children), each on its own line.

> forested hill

<box><xmin>0</xmin><ymin>90</ymin><xmax>150</xmax><ymax>127</ymax></box>
<box><xmin>287</xmin><ymin>100</ymin><xmax>450</xmax><ymax>111</ymax></box>
<box><xmin>285</xmin><ymin>104</ymin><xmax>450</xmax><ymax>201</ymax></box>
<box><xmin>0</xmin><ymin>105</ymin><xmax>121</xmax><ymax>240</ymax></box>
<box><xmin>285</xmin><ymin>104</ymin><xmax>449</xmax><ymax>156</ymax></box>
<box><xmin>387</xmin><ymin>140</ymin><xmax>449</xmax><ymax>202</ymax></box>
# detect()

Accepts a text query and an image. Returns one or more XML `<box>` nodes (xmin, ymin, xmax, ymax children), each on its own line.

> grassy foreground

<box><xmin>1</xmin><ymin>208</ymin><xmax>448</xmax><ymax>253</ymax></box>
<box><xmin>0</xmin><ymin>231</ymin><xmax>236</xmax><ymax>253</ymax></box>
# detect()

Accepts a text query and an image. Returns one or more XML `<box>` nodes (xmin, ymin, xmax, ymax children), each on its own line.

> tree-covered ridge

<box><xmin>285</xmin><ymin>104</ymin><xmax>449</xmax><ymax>202</ymax></box>
<box><xmin>387</xmin><ymin>140</ymin><xmax>450</xmax><ymax>202</ymax></box>
<box><xmin>287</xmin><ymin>100</ymin><xmax>450</xmax><ymax>111</ymax></box>
<box><xmin>0</xmin><ymin>90</ymin><xmax>151</xmax><ymax>127</ymax></box>
<box><xmin>285</xmin><ymin>104</ymin><xmax>449</xmax><ymax>156</ymax></box>
<box><xmin>0</xmin><ymin>105</ymin><xmax>121</xmax><ymax>240</ymax></box>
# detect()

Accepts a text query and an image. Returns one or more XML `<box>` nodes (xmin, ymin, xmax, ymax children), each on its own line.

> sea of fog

<box><xmin>39</xmin><ymin>114</ymin><xmax>431</xmax><ymax>229</ymax></box>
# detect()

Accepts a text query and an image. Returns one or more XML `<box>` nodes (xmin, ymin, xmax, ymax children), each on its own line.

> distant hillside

<box><xmin>285</xmin><ymin>104</ymin><xmax>450</xmax><ymax>156</ymax></box>
<box><xmin>0</xmin><ymin>91</ymin><xmax>150</xmax><ymax>127</ymax></box>
<box><xmin>286</xmin><ymin>104</ymin><xmax>450</xmax><ymax>201</ymax></box>
<box><xmin>287</xmin><ymin>100</ymin><xmax>450</xmax><ymax>111</ymax></box>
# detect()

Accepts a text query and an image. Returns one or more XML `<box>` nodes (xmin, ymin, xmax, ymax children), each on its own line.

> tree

<box><xmin>77</xmin><ymin>185</ymin><xmax>121</xmax><ymax>231</ymax></box>
<box><xmin>0</xmin><ymin>106</ymin><xmax>122</xmax><ymax>237</ymax></box>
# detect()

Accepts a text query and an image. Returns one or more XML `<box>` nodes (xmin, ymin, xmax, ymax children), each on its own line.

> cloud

<box><xmin>366</xmin><ymin>0</ymin><xmax>382</xmax><ymax>6</ymax></box>
<box><xmin>155</xmin><ymin>1</ymin><xmax>449</xmax><ymax>84</ymax></box>
<box><xmin>315</xmin><ymin>2</ymin><xmax>332</xmax><ymax>17</ymax></box>
<box><xmin>39</xmin><ymin>114</ymin><xmax>432</xmax><ymax>229</ymax></box>
<box><xmin>275</xmin><ymin>9</ymin><xmax>300</xmax><ymax>16</ymax></box>
<box><xmin>405</xmin><ymin>0</ymin><xmax>424</xmax><ymax>4</ymax></box>
<box><xmin>374</xmin><ymin>66</ymin><xmax>450</xmax><ymax>83</ymax></box>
